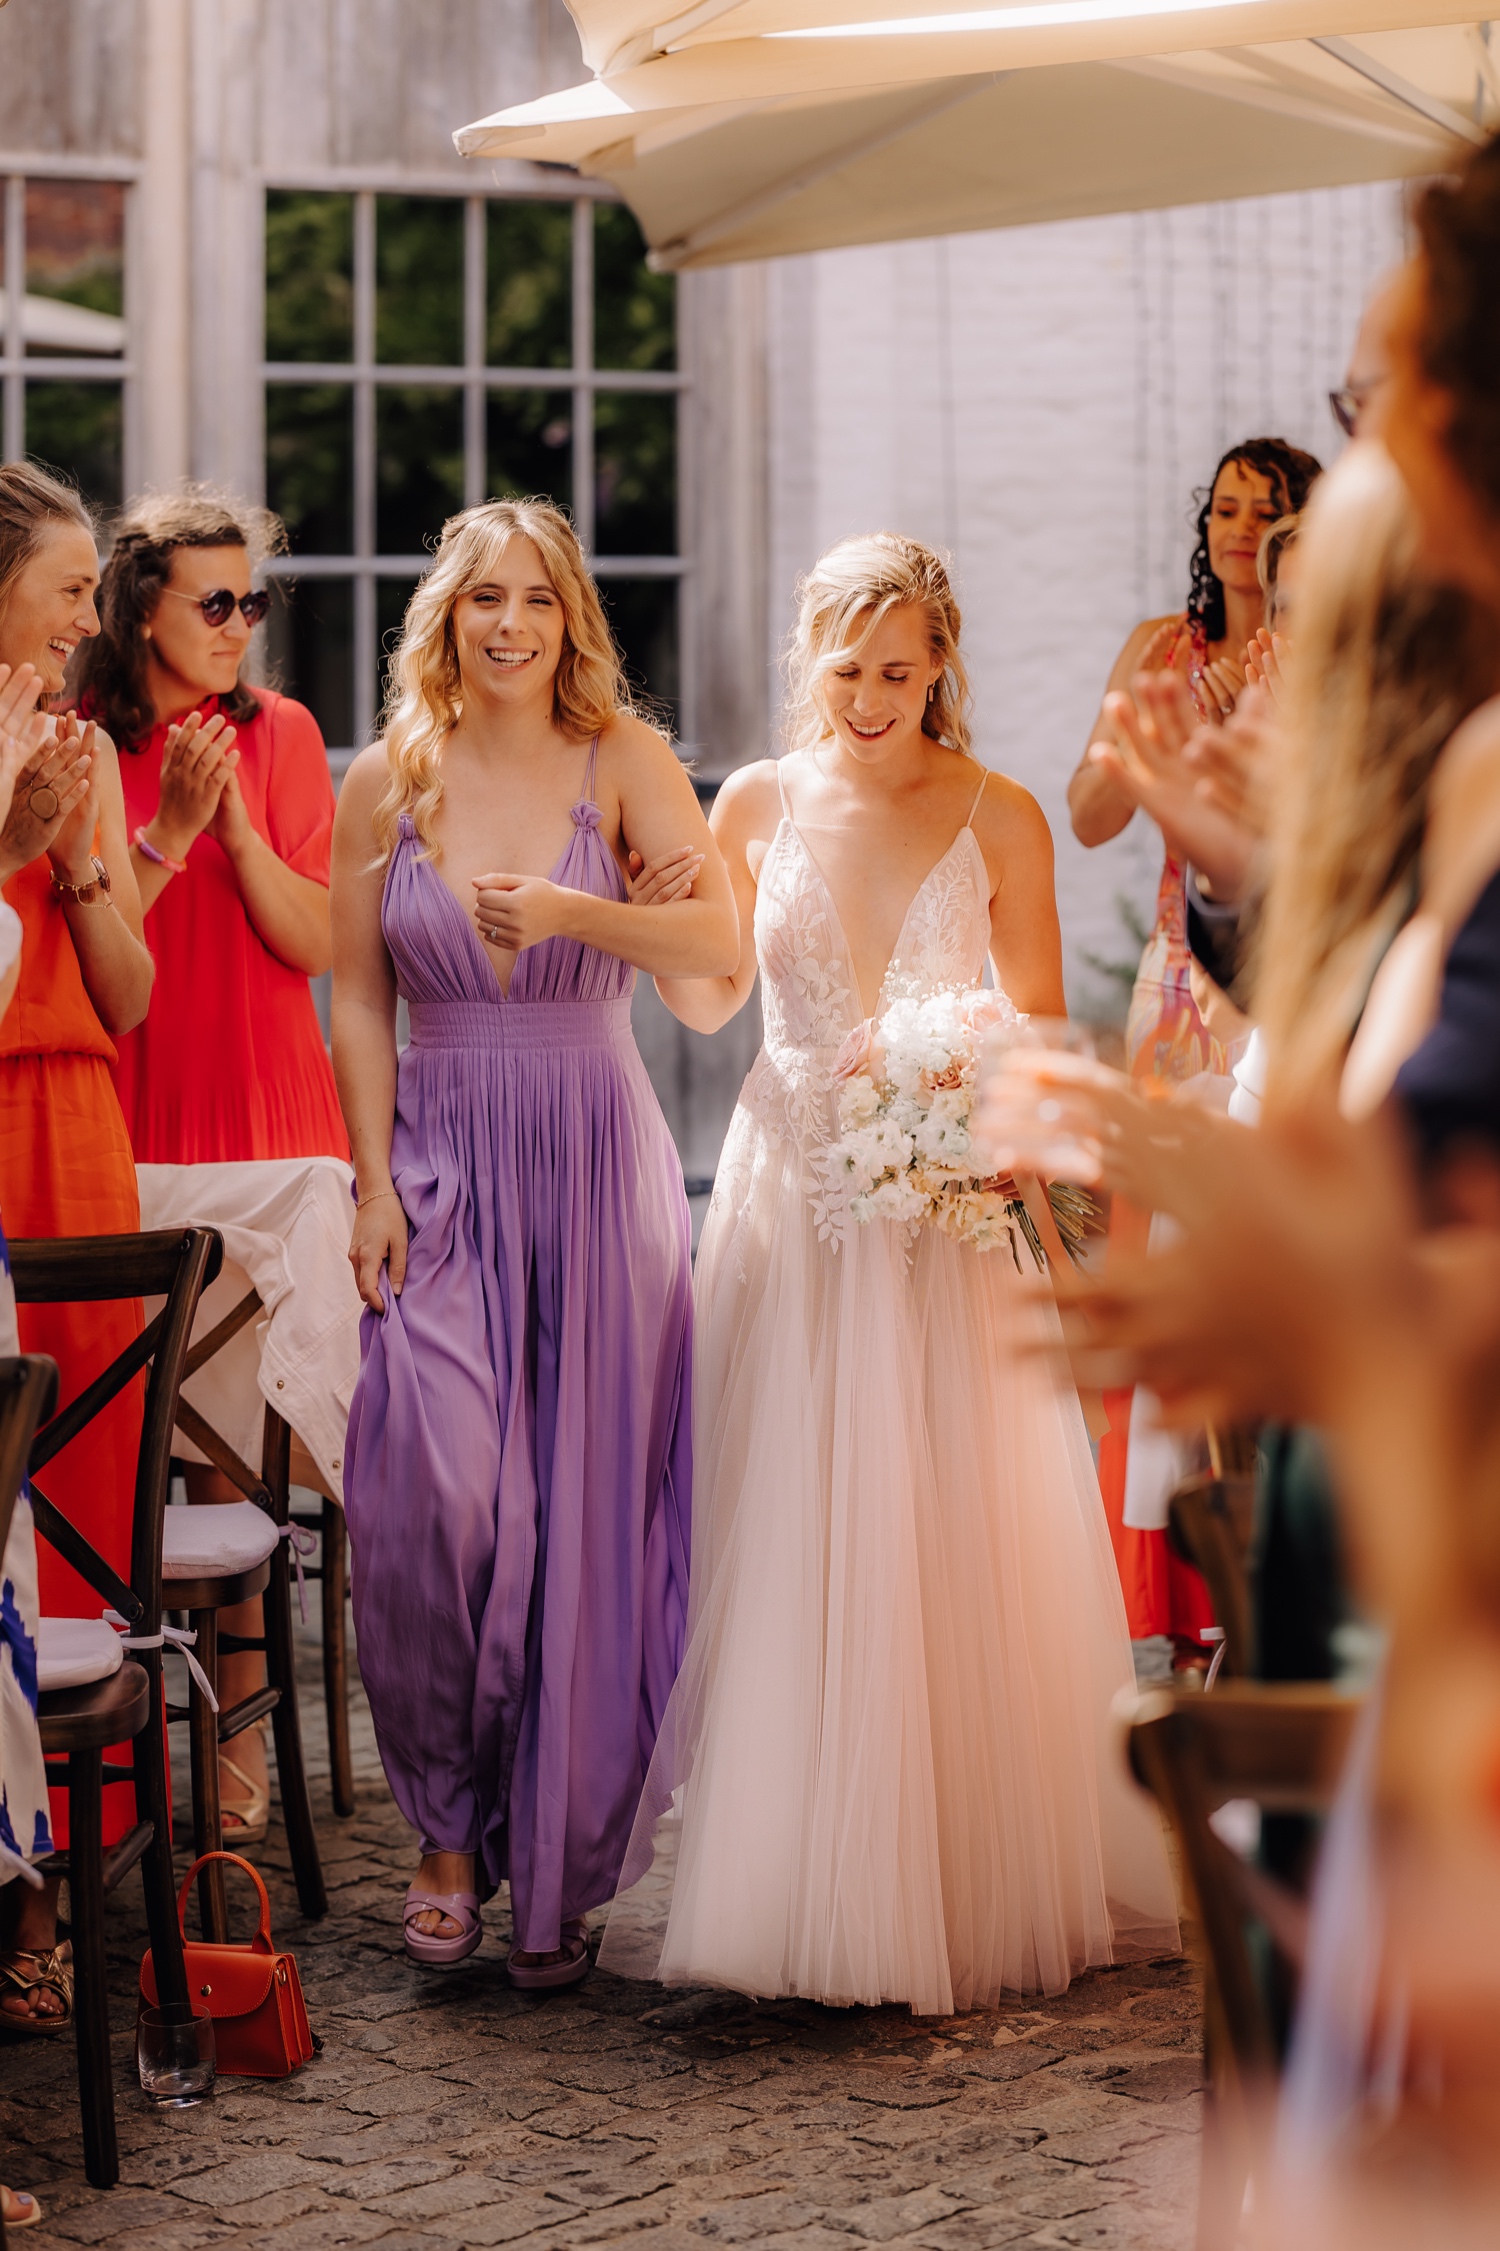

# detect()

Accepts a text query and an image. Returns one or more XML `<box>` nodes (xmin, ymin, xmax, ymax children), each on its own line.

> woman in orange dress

<box><xmin>74</xmin><ymin>489</ymin><xmax>345</xmax><ymax>1841</ymax></box>
<box><xmin>0</xmin><ymin>462</ymin><xmax>155</xmax><ymax>2032</ymax></box>
<box><xmin>1067</xmin><ymin>437</ymin><xmax>1321</xmax><ymax>1659</ymax></box>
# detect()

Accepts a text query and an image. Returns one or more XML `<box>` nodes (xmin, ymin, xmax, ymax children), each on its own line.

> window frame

<box><xmin>0</xmin><ymin>153</ymin><xmax>141</xmax><ymax>498</ymax></box>
<box><xmin>258</xmin><ymin>176</ymin><xmax>690</xmax><ymax>765</ymax></box>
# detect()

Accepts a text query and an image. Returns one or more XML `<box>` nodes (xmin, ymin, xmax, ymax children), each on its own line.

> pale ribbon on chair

<box><xmin>280</xmin><ymin>1521</ymin><xmax>318</xmax><ymax>1624</ymax></box>
<box><xmin>0</xmin><ymin>1842</ymin><xmax>43</xmax><ymax>1889</ymax></box>
<box><xmin>104</xmin><ymin>1610</ymin><xmax>220</xmax><ymax>1713</ymax></box>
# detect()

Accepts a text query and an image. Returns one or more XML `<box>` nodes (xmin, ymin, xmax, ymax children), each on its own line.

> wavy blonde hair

<box><xmin>783</xmin><ymin>532</ymin><xmax>973</xmax><ymax>760</ymax></box>
<box><xmin>372</xmin><ymin>498</ymin><xmax>634</xmax><ymax>862</ymax></box>
<box><xmin>1255</xmin><ymin>445</ymin><xmax>1493</xmax><ymax>1110</ymax></box>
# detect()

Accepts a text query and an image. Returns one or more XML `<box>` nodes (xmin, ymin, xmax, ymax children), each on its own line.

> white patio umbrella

<box><xmin>455</xmin><ymin>8</ymin><xmax>1496</xmax><ymax>266</ymax></box>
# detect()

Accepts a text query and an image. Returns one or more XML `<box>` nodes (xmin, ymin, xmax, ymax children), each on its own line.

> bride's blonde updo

<box><xmin>784</xmin><ymin>533</ymin><xmax>973</xmax><ymax>761</ymax></box>
<box><xmin>372</xmin><ymin>497</ymin><xmax>635</xmax><ymax>864</ymax></box>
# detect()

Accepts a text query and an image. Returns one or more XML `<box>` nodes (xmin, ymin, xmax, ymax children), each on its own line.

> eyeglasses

<box><xmin>162</xmin><ymin>586</ymin><xmax>271</xmax><ymax>628</ymax></box>
<box><xmin>1328</xmin><ymin>377</ymin><xmax>1385</xmax><ymax>439</ymax></box>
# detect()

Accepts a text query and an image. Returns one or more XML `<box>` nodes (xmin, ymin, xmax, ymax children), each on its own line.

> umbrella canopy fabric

<box><xmin>455</xmin><ymin>12</ymin><xmax>1496</xmax><ymax>266</ymax></box>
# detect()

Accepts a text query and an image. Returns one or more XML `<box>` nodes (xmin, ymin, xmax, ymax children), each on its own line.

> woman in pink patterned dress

<box><xmin>1067</xmin><ymin>437</ymin><xmax>1320</xmax><ymax>1649</ymax></box>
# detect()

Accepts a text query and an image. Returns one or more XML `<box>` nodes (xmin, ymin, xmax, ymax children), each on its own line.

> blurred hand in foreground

<box><xmin>1088</xmin><ymin>668</ymin><xmax>1261</xmax><ymax>902</ymax></box>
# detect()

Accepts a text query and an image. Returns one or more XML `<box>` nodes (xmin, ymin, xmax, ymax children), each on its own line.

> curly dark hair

<box><xmin>1185</xmin><ymin>437</ymin><xmax>1324</xmax><ymax>643</ymax></box>
<box><xmin>1414</xmin><ymin>131</ymin><xmax>1500</xmax><ymax>527</ymax></box>
<box><xmin>75</xmin><ymin>488</ymin><xmax>285</xmax><ymax>749</ymax></box>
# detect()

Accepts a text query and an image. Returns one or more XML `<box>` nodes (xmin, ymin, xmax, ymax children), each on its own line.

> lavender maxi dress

<box><xmin>344</xmin><ymin>753</ymin><xmax>693</xmax><ymax>1954</ymax></box>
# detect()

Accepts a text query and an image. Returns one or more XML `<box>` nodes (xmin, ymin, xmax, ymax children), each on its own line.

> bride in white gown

<box><xmin>601</xmin><ymin>533</ymin><xmax>1178</xmax><ymax>2014</ymax></box>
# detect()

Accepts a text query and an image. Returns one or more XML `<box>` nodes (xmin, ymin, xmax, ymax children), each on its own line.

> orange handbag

<box><xmin>139</xmin><ymin>1851</ymin><xmax>315</xmax><ymax>2077</ymax></box>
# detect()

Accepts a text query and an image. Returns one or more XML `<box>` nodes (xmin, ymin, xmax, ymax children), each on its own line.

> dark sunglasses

<box><xmin>163</xmin><ymin>585</ymin><xmax>272</xmax><ymax>628</ymax></box>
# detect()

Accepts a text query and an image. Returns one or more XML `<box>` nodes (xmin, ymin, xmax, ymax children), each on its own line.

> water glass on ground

<box><xmin>137</xmin><ymin>2005</ymin><xmax>216</xmax><ymax>2105</ymax></box>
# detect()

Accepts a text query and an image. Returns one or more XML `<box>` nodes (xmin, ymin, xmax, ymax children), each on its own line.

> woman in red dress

<box><xmin>76</xmin><ymin>493</ymin><xmax>346</xmax><ymax>1162</ymax></box>
<box><xmin>75</xmin><ymin>490</ymin><xmax>348</xmax><ymax>1838</ymax></box>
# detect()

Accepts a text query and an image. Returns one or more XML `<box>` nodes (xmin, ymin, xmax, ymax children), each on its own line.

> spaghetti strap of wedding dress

<box><xmin>600</xmin><ymin>754</ymin><xmax>1179</xmax><ymax>2014</ymax></box>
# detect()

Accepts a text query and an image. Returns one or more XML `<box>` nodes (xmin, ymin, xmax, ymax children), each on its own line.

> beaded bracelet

<box><xmin>133</xmin><ymin>826</ymin><xmax>188</xmax><ymax>876</ymax></box>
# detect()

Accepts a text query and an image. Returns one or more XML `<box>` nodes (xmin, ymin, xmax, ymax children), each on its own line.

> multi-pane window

<box><xmin>0</xmin><ymin>171</ymin><xmax>130</xmax><ymax>507</ymax></box>
<box><xmin>262</xmin><ymin>189</ymin><xmax>683</xmax><ymax>764</ymax></box>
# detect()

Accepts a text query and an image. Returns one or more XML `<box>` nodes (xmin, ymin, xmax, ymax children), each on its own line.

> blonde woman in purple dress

<box><xmin>332</xmin><ymin>501</ymin><xmax>737</xmax><ymax>1987</ymax></box>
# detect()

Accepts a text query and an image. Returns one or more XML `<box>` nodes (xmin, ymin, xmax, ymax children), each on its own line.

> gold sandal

<box><xmin>0</xmin><ymin>1941</ymin><xmax>73</xmax><ymax>2037</ymax></box>
<box><xmin>1</xmin><ymin>2184</ymin><xmax>44</xmax><ymax>2229</ymax></box>
<box><xmin>219</xmin><ymin>1750</ymin><xmax>270</xmax><ymax>1847</ymax></box>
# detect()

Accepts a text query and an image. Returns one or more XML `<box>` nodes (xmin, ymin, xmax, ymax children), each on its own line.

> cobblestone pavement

<box><xmin>7</xmin><ymin>1613</ymin><xmax>1201</xmax><ymax>2251</ymax></box>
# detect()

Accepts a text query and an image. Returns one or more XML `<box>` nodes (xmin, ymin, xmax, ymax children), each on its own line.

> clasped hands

<box><xmin>1086</xmin><ymin>662</ymin><xmax>1280</xmax><ymax>904</ymax></box>
<box><xmin>471</xmin><ymin>844</ymin><xmax>704</xmax><ymax>953</ymax></box>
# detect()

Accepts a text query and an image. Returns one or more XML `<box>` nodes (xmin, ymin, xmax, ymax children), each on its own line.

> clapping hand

<box><xmin>47</xmin><ymin>715</ymin><xmax>106</xmax><ymax>884</ymax></box>
<box><xmin>1193</xmin><ymin>653</ymin><xmax>1247</xmax><ymax>724</ymax></box>
<box><xmin>1181</xmin><ymin>679</ymin><xmax>1279</xmax><ymax>841</ymax></box>
<box><xmin>156</xmin><ymin>709</ymin><xmax>239</xmax><ymax>853</ymax></box>
<box><xmin>1088</xmin><ymin>669</ymin><xmax>1258</xmax><ymax>902</ymax></box>
<box><xmin>0</xmin><ymin>701</ymin><xmax>94</xmax><ymax>886</ymax></box>
<box><xmin>627</xmin><ymin>845</ymin><xmax>703</xmax><ymax>905</ymax></box>
<box><xmin>0</xmin><ymin>664</ymin><xmax>52</xmax><ymax>841</ymax></box>
<box><xmin>1243</xmin><ymin>627</ymin><xmax>1290</xmax><ymax>706</ymax></box>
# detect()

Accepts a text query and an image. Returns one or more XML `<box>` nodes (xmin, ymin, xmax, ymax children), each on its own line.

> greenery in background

<box><xmin>488</xmin><ymin>389</ymin><xmax>573</xmax><ymax>512</ymax></box>
<box><xmin>594</xmin><ymin>204</ymin><xmax>674</xmax><ymax>371</ymax></box>
<box><xmin>265</xmin><ymin>579</ymin><xmax>354</xmax><ymax>749</ymax></box>
<box><xmin>266</xmin><ymin>383</ymin><xmax>354</xmax><ymax>552</ymax></box>
<box><xmin>265</xmin><ymin>191</ymin><xmax>353</xmax><ymax>362</ymax></box>
<box><xmin>24</xmin><ymin>179</ymin><xmax>125</xmax><ymax>330</ymax></box>
<box><xmin>376</xmin><ymin>578</ymin><xmax>419</xmax><ymax>724</ymax></box>
<box><xmin>376</xmin><ymin>386</ymin><xmax>465</xmax><ymax>552</ymax></box>
<box><xmin>377</xmin><ymin>196</ymin><xmax>463</xmax><ymax>366</ymax></box>
<box><xmin>488</xmin><ymin>201</ymin><xmax>572</xmax><ymax>368</ymax></box>
<box><xmin>595</xmin><ymin>392</ymin><xmax>676</xmax><ymax>555</ymax></box>
<box><xmin>24</xmin><ymin>381</ymin><xmax>123</xmax><ymax>509</ymax></box>
<box><xmin>601</xmin><ymin>577</ymin><xmax>679</xmax><ymax>731</ymax></box>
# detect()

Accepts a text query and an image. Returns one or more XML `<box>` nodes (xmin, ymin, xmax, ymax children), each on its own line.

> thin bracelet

<box><xmin>133</xmin><ymin>826</ymin><xmax>188</xmax><ymax>876</ymax></box>
<box><xmin>356</xmin><ymin>1187</ymin><xmax>401</xmax><ymax>1208</ymax></box>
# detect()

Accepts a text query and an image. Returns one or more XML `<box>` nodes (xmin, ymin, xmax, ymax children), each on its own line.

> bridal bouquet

<box><xmin>815</xmin><ymin>986</ymin><xmax>1098</xmax><ymax>1266</ymax></box>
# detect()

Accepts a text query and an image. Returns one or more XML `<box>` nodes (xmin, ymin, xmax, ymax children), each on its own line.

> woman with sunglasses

<box><xmin>74</xmin><ymin>490</ymin><xmax>346</xmax><ymax>1846</ymax></box>
<box><xmin>76</xmin><ymin>490</ymin><xmax>347</xmax><ymax>1167</ymax></box>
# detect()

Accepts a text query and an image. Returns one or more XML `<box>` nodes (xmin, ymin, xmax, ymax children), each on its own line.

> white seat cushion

<box><xmin>38</xmin><ymin>1617</ymin><xmax>125</xmax><ymax>1693</ymax></box>
<box><xmin>163</xmin><ymin>1500</ymin><xmax>280</xmax><ymax>1579</ymax></box>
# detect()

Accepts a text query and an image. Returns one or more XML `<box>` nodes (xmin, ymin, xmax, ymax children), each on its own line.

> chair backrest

<box><xmin>0</xmin><ymin>1355</ymin><xmax>60</xmax><ymax>1566</ymax></box>
<box><xmin>10</xmin><ymin>1230</ymin><xmax>222</xmax><ymax>1635</ymax></box>
<box><xmin>1127</xmin><ymin>1683</ymin><xmax>1360</xmax><ymax>2083</ymax></box>
<box><xmin>1168</xmin><ymin>1472</ymin><xmax>1257</xmax><ymax>1677</ymax></box>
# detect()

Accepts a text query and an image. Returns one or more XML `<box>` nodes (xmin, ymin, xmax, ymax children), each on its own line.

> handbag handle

<box><xmin>175</xmin><ymin>1850</ymin><xmax>276</xmax><ymax>1954</ymax></box>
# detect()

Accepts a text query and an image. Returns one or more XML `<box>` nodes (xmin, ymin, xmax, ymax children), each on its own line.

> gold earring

<box><xmin>143</xmin><ymin>627</ymin><xmax>152</xmax><ymax>640</ymax></box>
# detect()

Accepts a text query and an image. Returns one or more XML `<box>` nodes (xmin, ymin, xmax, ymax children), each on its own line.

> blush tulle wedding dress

<box><xmin>599</xmin><ymin>757</ymin><xmax>1180</xmax><ymax>2014</ymax></box>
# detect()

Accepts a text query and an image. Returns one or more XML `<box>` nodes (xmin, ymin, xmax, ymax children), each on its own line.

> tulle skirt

<box><xmin>600</xmin><ymin>1099</ymin><xmax>1180</xmax><ymax>2015</ymax></box>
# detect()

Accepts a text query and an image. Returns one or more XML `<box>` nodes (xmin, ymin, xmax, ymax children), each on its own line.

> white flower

<box><xmin>837</xmin><ymin>1074</ymin><xmax>881</xmax><ymax>1130</ymax></box>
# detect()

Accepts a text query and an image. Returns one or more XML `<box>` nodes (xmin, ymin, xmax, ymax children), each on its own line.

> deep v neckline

<box><xmin>780</xmin><ymin>816</ymin><xmax>976</xmax><ymax>1023</ymax></box>
<box><xmin>416</xmin><ymin>816</ymin><xmax>591</xmax><ymax>1003</ymax></box>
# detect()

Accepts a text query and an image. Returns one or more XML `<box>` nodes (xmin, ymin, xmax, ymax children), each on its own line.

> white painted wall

<box><xmin>763</xmin><ymin>183</ymin><xmax>1408</xmax><ymax>1015</ymax></box>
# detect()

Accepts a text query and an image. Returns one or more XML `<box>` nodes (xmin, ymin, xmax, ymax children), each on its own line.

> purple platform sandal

<box><xmin>403</xmin><ymin>1886</ymin><xmax>482</xmax><ymax>1965</ymax></box>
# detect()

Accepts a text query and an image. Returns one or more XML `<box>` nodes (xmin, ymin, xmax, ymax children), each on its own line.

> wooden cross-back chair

<box><xmin>172</xmin><ymin>1277</ymin><xmax>353</xmax><ymax>1821</ymax></box>
<box><xmin>1126</xmin><ymin>1682</ymin><xmax>1361</xmax><ymax>2250</ymax></box>
<box><xmin>13</xmin><ymin>1227</ymin><xmax>217</xmax><ymax>2191</ymax></box>
<box><xmin>161</xmin><ymin>1280</ymin><xmax>326</xmax><ymax>1940</ymax></box>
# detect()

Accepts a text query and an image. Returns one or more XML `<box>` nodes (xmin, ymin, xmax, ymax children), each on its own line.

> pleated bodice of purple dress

<box><xmin>344</xmin><ymin>772</ymin><xmax>693</xmax><ymax>1953</ymax></box>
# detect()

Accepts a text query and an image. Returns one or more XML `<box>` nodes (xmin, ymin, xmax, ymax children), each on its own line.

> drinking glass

<box><xmin>977</xmin><ymin>1017</ymin><xmax>1105</xmax><ymax>1182</ymax></box>
<box><xmin>137</xmin><ymin>2005</ymin><xmax>216</xmax><ymax>2105</ymax></box>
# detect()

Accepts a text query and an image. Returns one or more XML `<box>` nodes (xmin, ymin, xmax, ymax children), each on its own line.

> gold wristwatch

<box><xmin>51</xmin><ymin>855</ymin><xmax>113</xmax><ymax>905</ymax></box>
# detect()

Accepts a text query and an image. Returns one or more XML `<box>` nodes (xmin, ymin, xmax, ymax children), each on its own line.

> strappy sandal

<box><xmin>403</xmin><ymin>1886</ymin><xmax>483</xmax><ymax>1966</ymax></box>
<box><xmin>507</xmin><ymin>1917</ymin><xmax>591</xmax><ymax>1992</ymax></box>
<box><xmin>2</xmin><ymin>2185</ymin><xmax>44</xmax><ymax>2229</ymax></box>
<box><xmin>0</xmin><ymin>1942</ymin><xmax>74</xmax><ymax>2037</ymax></box>
<box><xmin>219</xmin><ymin>1750</ymin><xmax>270</xmax><ymax>1848</ymax></box>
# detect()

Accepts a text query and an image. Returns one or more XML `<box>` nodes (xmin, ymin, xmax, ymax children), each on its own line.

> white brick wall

<box><xmin>764</xmin><ymin>183</ymin><xmax>1408</xmax><ymax>1016</ymax></box>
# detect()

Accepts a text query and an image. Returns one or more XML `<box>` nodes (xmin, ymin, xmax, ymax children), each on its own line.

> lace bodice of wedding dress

<box><xmin>742</xmin><ymin>789</ymin><xmax>1015</xmax><ymax>1178</ymax></box>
